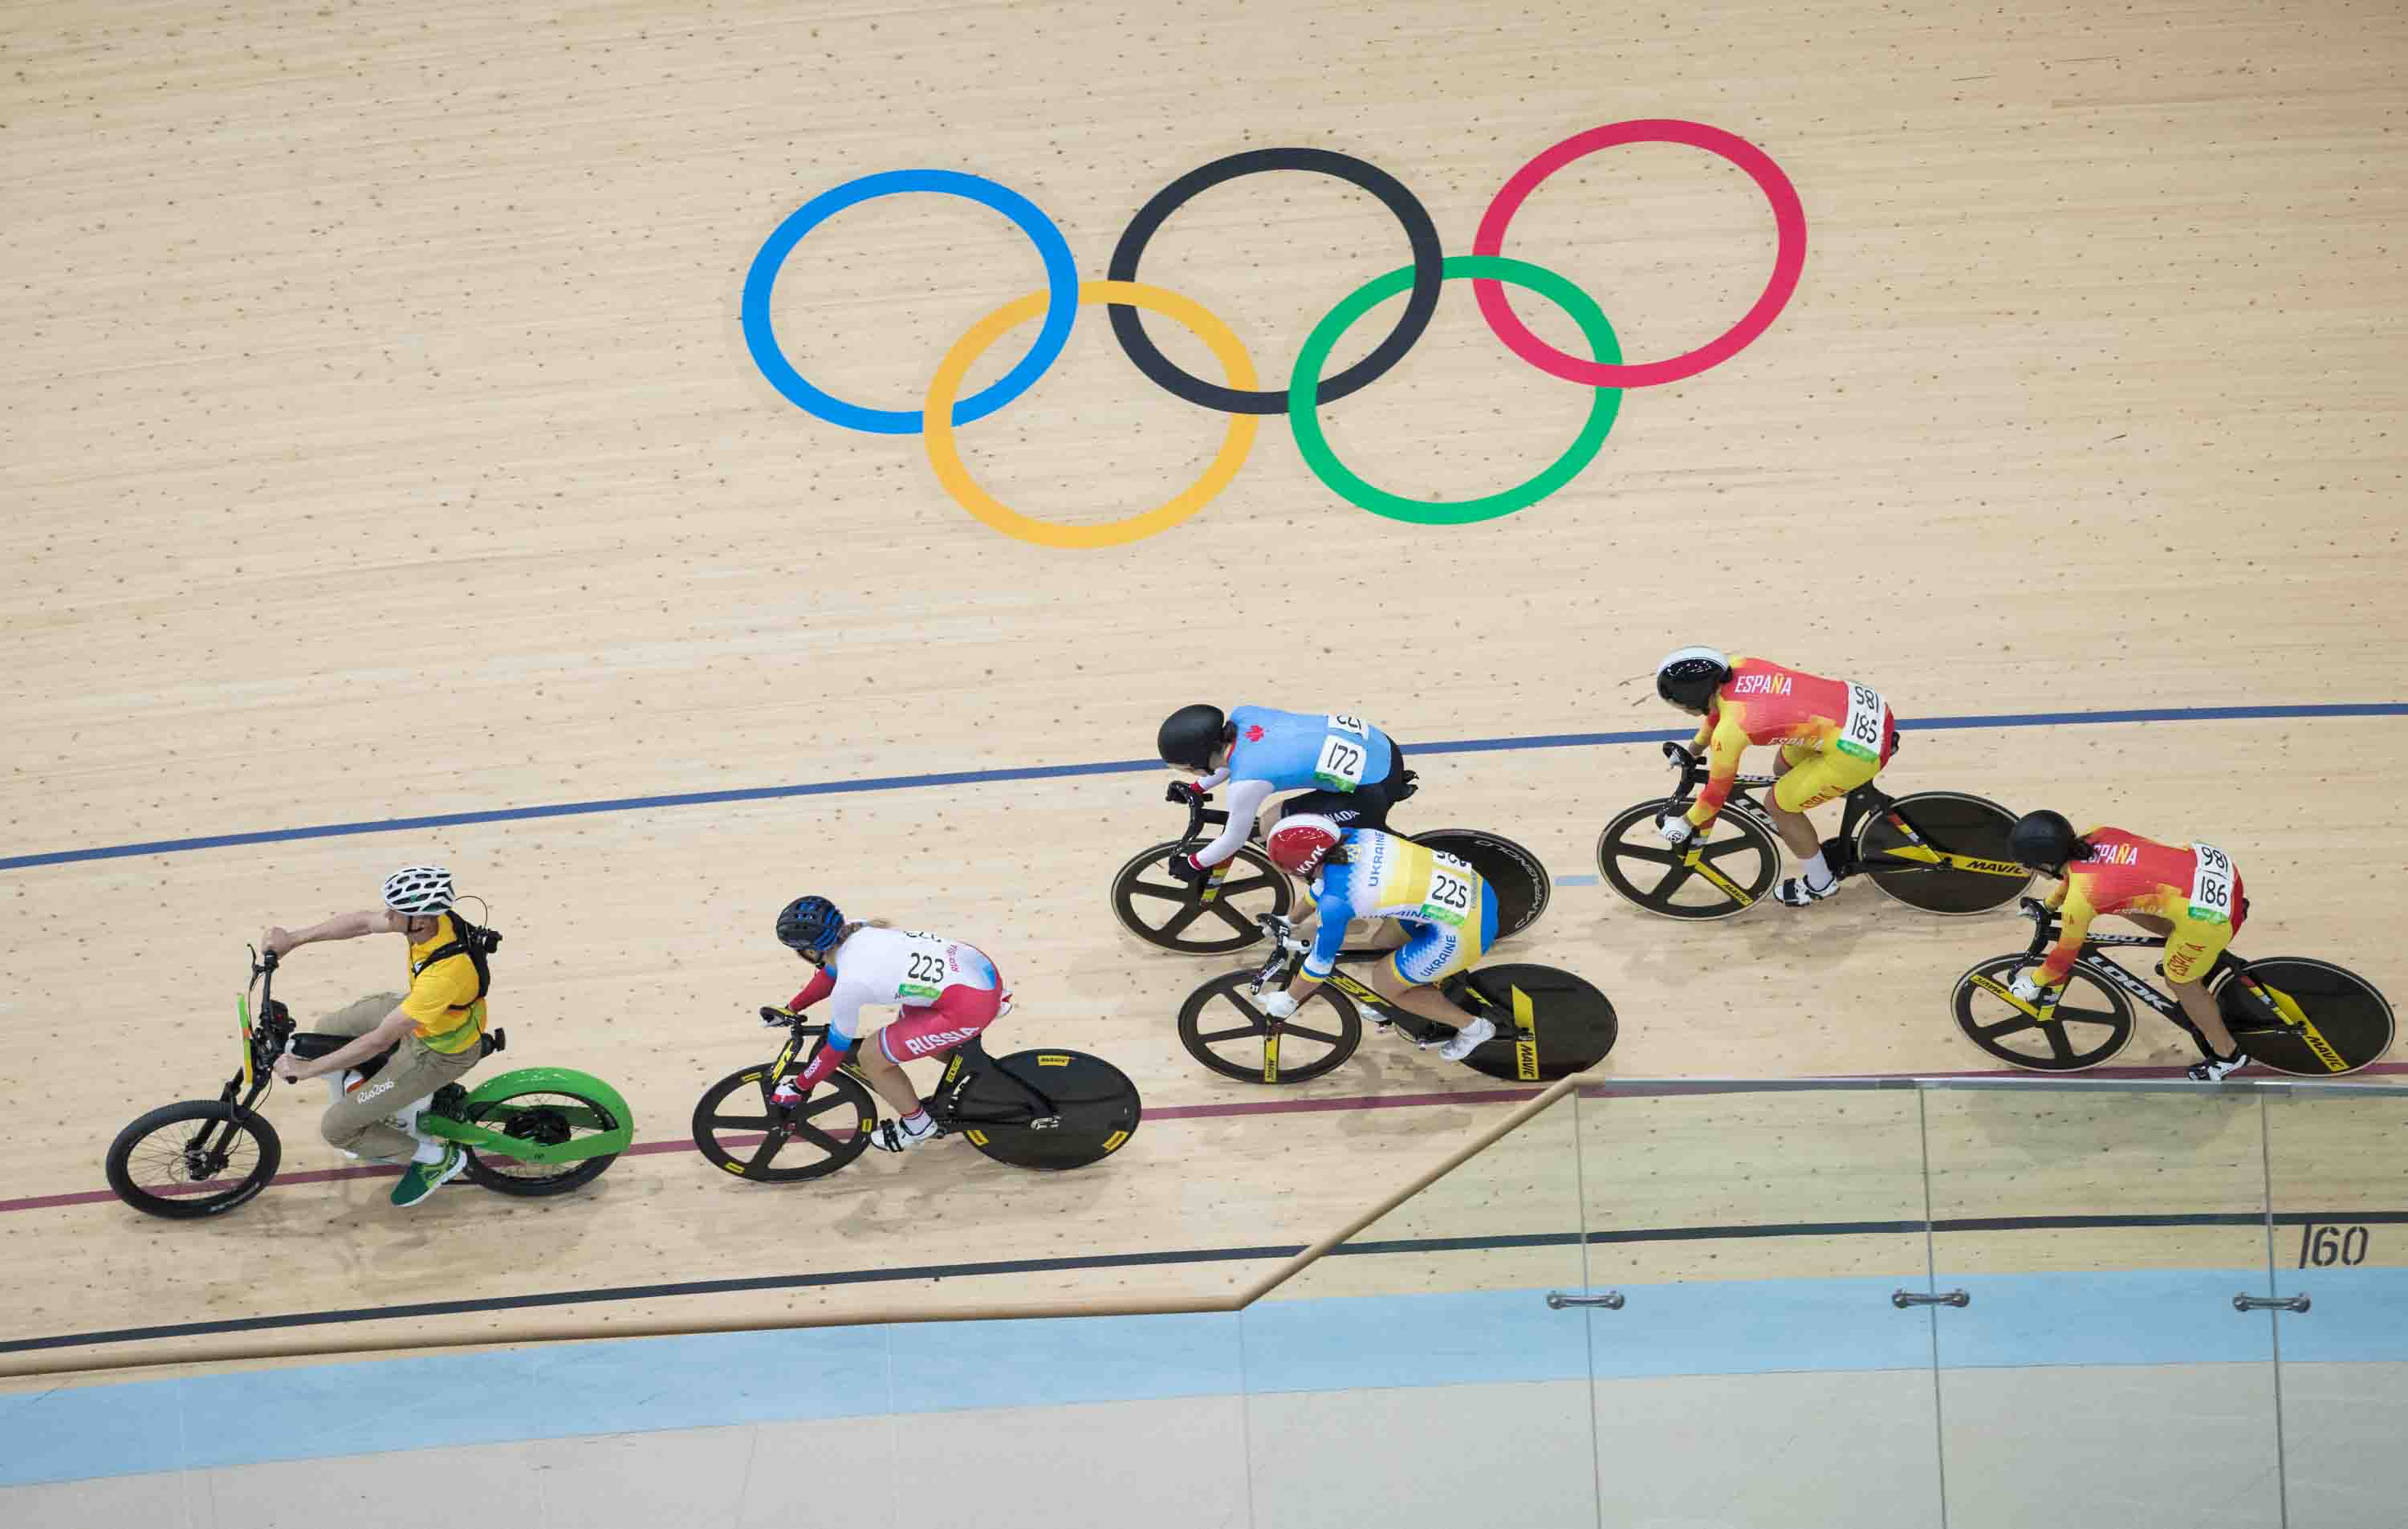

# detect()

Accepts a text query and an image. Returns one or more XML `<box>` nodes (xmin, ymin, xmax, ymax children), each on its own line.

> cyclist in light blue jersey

<box><xmin>1251</xmin><ymin>814</ymin><xmax>1499</xmax><ymax>1064</ymax></box>
<box><xmin>1155</xmin><ymin>704</ymin><xmax>1415</xmax><ymax>885</ymax></box>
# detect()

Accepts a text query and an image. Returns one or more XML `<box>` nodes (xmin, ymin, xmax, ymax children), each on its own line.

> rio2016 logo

<box><xmin>740</xmin><ymin>119</ymin><xmax>1806</xmax><ymax>549</ymax></box>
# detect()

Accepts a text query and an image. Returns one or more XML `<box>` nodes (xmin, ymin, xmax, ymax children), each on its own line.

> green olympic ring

<box><xmin>1288</xmin><ymin>254</ymin><xmax>1624</xmax><ymax>527</ymax></box>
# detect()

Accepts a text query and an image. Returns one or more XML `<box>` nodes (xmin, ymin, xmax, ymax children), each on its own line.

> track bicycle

<box><xmin>104</xmin><ymin>950</ymin><xmax>635</xmax><ymax>1219</ymax></box>
<box><xmin>1950</xmin><ymin>899</ymin><xmax>2396</xmax><ymax>1074</ymax></box>
<box><xmin>1112</xmin><ymin>781</ymin><xmax>1552</xmax><ymax>955</ymax></box>
<box><xmin>691</xmin><ymin>1009</ymin><xmax>1143</xmax><ymax>1181</ymax></box>
<box><xmin>1597</xmin><ymin>742</ymin><xmax>2030</xmax><ymax>920</ymax></box>
<box><xmin>1174</xmin><ymin>915</ymin><xmax>1617</xmax><ymax>1084</ymax></box>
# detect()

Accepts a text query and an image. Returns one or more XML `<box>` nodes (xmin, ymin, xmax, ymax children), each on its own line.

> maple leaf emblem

<box><xmin>1244</xmin><ymin>725</ymin><xmax>1265</xmax><ymax>742</ymax></box>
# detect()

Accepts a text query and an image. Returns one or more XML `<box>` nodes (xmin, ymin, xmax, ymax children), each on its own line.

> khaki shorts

<box><xmin>313</xmin><ymin>992</ymin><xmax>483</xmax><ymax>1163</ymax></box>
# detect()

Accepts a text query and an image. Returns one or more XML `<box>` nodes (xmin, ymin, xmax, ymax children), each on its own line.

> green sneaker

<box><xmin>391</xmin><ymin>1141</ymin><xmax>468</xmax><ymax>1208</ymax></box>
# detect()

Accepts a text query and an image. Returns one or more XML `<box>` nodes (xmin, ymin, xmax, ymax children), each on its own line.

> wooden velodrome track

<box><xmin>2</xmin><ymin>0</ymin><xmax>2403</xmax><ymax>1377</ymax></box>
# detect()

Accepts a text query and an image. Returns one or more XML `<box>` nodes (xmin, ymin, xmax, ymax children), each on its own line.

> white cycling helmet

<box><xmin>381</xmin><ymin>864</ymin><xmax>455</xmax><ymax>916</ymax></box>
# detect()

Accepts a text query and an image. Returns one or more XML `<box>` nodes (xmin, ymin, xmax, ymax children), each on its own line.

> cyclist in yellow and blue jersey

<box><xmin>1250</xmin><ymin>815</ymin><xmax>1501</xmax><ymax>1063</ymax></box>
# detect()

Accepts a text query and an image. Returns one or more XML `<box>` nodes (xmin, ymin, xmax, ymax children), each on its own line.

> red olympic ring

<box><xmin>1471</xmin><ymin>119</ymin><xmax>1808</xmax><ymax>389</ymax></box>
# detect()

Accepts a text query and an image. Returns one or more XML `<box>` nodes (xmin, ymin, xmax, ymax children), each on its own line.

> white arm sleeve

<box><xmin>1195</xmin><ymin>766</ymin><xmax>1230</xmax><ymax>790</ymax></box>
<box><xmin>1194</xmin><ymin>778</ymin><xmax>1275</xmax><ymax>867</ymax></box>
<box><xmin>823</xmin><ymin>973</ymin><xmax>873</xmax><ymax>1046</ymax></box>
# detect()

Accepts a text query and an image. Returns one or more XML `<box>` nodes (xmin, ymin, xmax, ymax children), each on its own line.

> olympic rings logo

<box><xmin>740</xmin><ymin>119</ymin><xmax>1806</xmax><ymax>550</ymax></box>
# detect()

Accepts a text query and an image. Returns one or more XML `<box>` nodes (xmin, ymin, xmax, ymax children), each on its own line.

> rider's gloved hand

<box><xmin>772</xmin><ymin>1034</ymin><xmax>850</xmax><ymax>1105</ymax></box>
<box><xmin>2009</xmin><ymin>972</ymin><xmax>2052</xmax><ymax>1005</ymax></box>
<box><xmin>1255</xmin><ymin>990</ymin><xmax>1300</xmax><ymax>1020</ymax></box>
<box><xmin>1166</xmin><ymin>851</ymin><xmax>1210</xmax><ymax>886</ymax></box>
<box><xmin>759</xmin><ymin>1006</ymin><xmax>797</xmax><ymax>1027</ymax></box>
<box><xmin>1166</xmin><ymin>781</ymin><xmax>1203</xmax><ymax>806</ymax></box>
<box><xmin>1658</xmin><ymin>813</ymin><xmax>1695</xmax><ymax>848</ymax></box>
<box><xmin>1263</xmin><ymin>915</ymin><xmax>1307</xmax><ymax>954</ymax></box>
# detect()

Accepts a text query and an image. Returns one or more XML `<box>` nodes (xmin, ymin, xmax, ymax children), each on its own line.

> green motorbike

<box><xmin>104</xmin><ymin>949</ymin><xmax>634</xmax><ymax>1218</ymax></box>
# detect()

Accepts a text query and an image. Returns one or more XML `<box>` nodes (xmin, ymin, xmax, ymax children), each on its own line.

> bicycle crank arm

<box><xmin>1967</xmin><ymin>971</ymin><xmax>2054</xmax><ymax>1020</ymax></box>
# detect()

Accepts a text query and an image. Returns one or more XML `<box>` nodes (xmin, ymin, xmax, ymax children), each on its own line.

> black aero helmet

<box><xmin>775</xmin><ymin>895</ymin><xmax>845</xmax><ymax>955</ymax></box>
<box><xmin>1655</xmin><ymin>646</ymin><xmax>1733</xmax><ymax>714</ymax></box>
<box><xmin>1157</xmin><ymin>704</ymin><xmax>1228</xmax><ymax>771</ymax></box>
<box><xmin>2008</xmin><ymin>811</ymin><xmax>2080</xmax><ymax>872</ymax></box>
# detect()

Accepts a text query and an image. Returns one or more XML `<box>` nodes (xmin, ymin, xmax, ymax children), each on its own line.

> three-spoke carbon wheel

<box><xmin>1597</xmin><ymin>799</ymin><xmax>1779</xmax><ymax>919</ymax></box>
<box><xmin>1112</xmin><ymin>840</ymin><xmax>1293</xmax><ymax>954</ymax></box>
<box><xmin>692</xmin><ymin>1066</ymin><xmax>878</xmax><ymax>1182</ymax></box>
<box><xmin>2219</xmin><ymin>958</ymin><xmax>2396</xmax><ymax>1076</ymax></box>
<box><xmin>1951</xmin><ymin>956</ymin><xmax>2137</xmax><ymax>1071</ymax></box>
<box><xmin>105</xmin><ymin>1100</ymin><xmax>283</xmax><ymax>1219</ymax></box>
<box><xmin>1857</xmin><ymin>792</ymin><xmax>2029</xmax><ymax>915</ymax></box>
<box><xmin>1177</xmin><ymin>971</ymin><xmax>1363</xmax><ymax>1084</ymax></box>
<box><xmin>459</xmin><ymin>1084</ymin><xmax>623</xmax><ymax>1197</ymax></box>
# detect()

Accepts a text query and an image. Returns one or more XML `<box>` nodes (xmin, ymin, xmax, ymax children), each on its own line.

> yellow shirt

<box><xmin>404</xmin><ymin>915</ymin><xmax>488</xmax><ymax>1054</ymax></box>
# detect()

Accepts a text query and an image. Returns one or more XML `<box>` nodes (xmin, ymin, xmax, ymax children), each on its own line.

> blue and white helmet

<box><xmin>381</xmin><ymin>865</ymin><xmax>455</xmax><ymax>916</ymax></box>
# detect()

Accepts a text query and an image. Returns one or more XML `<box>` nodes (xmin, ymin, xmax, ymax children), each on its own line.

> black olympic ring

<box><xmin>1106</xmin><ymin>147</ymin><xmax>1445</xmax><ymax>417</ymax></box>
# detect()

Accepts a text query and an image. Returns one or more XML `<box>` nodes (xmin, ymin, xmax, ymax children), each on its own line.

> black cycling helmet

<box><xmin>1654</xmin><ymin>646</ymin><xmax>1733</xmax><ymax>714</ymax></box>
<box><xmin>775</xmin><ymin>895</ymin><xmax>845</xmax><ymax>955</ymax></box>
<box><xmin>1157</xmin><ymin>704</ymin><xmax>1229</xmax><ymax>772</ymax></box>
<box><xmin>2008</xmin><ymin>811</ymin><xmax>2081</xmax><ymax>873</ymax></box>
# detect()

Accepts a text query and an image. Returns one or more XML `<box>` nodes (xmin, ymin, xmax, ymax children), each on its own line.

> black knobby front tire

<box><xmin>1950</xmin><ymin>956</ymin><xmax>2136</xmax><ymax>1071</ymax></box>
<box><xmin>1413</xmin><ymin>828</ymin><xmax>1552</xmax><ymax>941</ymax></box>
<box><xmin>1110</xmin><ymin>840</ymin><xmax>1292</xmax><ymax>955</ymax></box>
<box><xmin>950</xmin><ymin>1050</ymin><xmax>1144</xmax><ymax>1170</ymax></box>
<box><xmin>105</xmin><ymin>1100</ymin><xmax>283</xmax><ymax>1219</ymax></box>
<box><xmin>1857</xmin><ymin>791</ymin><xmax>2030</xmax><ymax>915</ymax></box>
<box><xmin>1596</xmin><ymin>799</ymin><xmax>1779</xmax><ymax>920</ymax></box>
<box><xmin>2217</xmin><ymin>958</ymin><xmax>2397</xmax><ymax>1076</ymax></box>
<box><xmin>1176</xmin><ymin>970</ymin><xmax>1362</xmax><ymax>1084</ymax></box>
<box><xmin>458</xmin><ymin>1085</ymin><xmax>624</xmax><ymax>1198</ymax></box>
<box><xmin>692</xmin><ymin>1065</ymin><xmax>877</xmax><ymax>1182</ymax></box>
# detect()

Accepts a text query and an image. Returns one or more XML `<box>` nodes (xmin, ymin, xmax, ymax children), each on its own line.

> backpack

<box><xmin>411</xmin><ymin>911</ymin><xmax>502</xmax><ymax>1007</ymax></box>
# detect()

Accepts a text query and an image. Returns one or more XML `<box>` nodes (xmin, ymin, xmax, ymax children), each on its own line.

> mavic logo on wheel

<box><xmin>1963</xmin><ymin>858</ymin><xmax>2026</xmax><ymax>877</ymax></box>
<box><xmin>740</xmin><ymin>121</ymin><xmax>1805</xmax><ymax>548</ymax></box>
<box><xmin>2302</xmin><ymin>1029</ymin><xmax>2348</xmax><ymax>1072</ymax></box>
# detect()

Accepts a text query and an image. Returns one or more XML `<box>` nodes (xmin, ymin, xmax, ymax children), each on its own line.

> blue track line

<box><xmin>5</xmin><ymin>701</ymin><xmax>2401</xmax><ymax>873</ymax></box>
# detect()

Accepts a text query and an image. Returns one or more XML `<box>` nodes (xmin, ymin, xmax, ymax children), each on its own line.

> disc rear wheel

<box><xmin>950</xmin><ymin>1050</ymin><xmax>1143</xmax><ymax>1169</ymax></box>
<box><xmin>1857</xmin><ymin>791</ymin><xmax>2029</xmax><ymax>914</ymax></box>
<box><xmin>1413</xmin><ymin>828</ymin><xmax>1552</xmax><ymax>940</ymax></box>
<box><xmin>2218</xmin><ymin>958</ymin><xmax>2396</xmax><ymax>1076</ymax></box>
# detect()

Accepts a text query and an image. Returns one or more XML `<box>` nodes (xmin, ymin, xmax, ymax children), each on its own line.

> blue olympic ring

<box><xmin>739</xmin><ymin>169</ymin><xmax>1080</xmax><ymax>436</ymax></box>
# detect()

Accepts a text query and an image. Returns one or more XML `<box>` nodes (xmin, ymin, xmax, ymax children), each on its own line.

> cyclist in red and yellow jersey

<box><xmin>2006</xmin><ymin>811</ymin><xmax>2251</xmax><ymax>1081</ymax></box>
<box><xmin>1653</xmin><ymin>647</ymin><xmax>1898</xmax><ymax>907</ymax></box>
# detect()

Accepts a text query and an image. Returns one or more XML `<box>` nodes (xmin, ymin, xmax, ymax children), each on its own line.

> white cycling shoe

<box><xmin>1427</xmin><ymin>1015</ymin><xmax>1496</xmax><ymax>1062</ymax></box>
<box><xmin>1773</xmin><ymin>874</ymin><xmax>1840</xmax><ymax>908</ymax></box>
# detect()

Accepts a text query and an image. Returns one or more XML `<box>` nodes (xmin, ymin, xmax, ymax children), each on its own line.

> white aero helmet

<box><xmin>381</xmin><ymin>864</ymin><xmax>455</xmax><ymax>916</ymax></box>
<box><xmin>1654</xmin><ymin>646</ymin><xmax>1733</xmax><ymax>714</ymax></box>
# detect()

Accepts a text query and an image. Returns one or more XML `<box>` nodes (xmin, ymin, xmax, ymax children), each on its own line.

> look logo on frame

<box><xmin>739</xmin><ymin>120</ymin><xmax>1808</xmax><ymax>550</ymax></box>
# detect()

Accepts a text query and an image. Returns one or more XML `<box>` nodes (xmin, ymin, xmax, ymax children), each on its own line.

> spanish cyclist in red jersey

<box><xmin>2006</xmin><ymin>811</ymin><xmax>2251</xmax><ymax>1081</ymax></box>
<box><xmin>1653</xmin><ymin>647</ymin><xmax>1899</xmax><ymax>907</ymax></box>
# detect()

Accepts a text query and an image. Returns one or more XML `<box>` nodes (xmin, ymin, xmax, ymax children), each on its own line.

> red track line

<box><xmin>24</xmin><ymin>1062</ymin><xmax>2398</xmax><ymax>1219</ymax></box>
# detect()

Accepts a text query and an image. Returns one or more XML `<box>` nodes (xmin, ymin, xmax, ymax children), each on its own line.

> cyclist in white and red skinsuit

<box><xmin>767</xmin><ymin>896</ymin><xmax>1010</xmax><ymax>1152</ymax></box>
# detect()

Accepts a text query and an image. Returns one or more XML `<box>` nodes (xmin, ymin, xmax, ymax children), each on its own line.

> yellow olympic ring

<box><xmin>922</xmin><ymin>279</ymin><xmax>1258</xmax><ymax>551</ymax></box>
